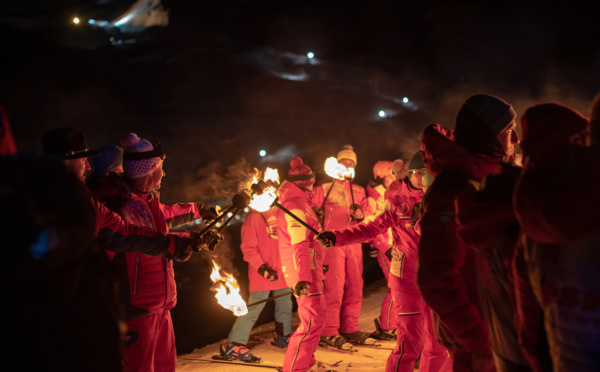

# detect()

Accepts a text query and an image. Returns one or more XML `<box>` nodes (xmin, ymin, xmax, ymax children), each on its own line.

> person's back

<box><xmin>513</xmin><ymin>102</ymin><xmax>598</xmax><ymax>371</ymax></box>
<box><xmin>418</xmin><ymin>94</ymin><xmax>519</xmax><ymax>372</ymax></box>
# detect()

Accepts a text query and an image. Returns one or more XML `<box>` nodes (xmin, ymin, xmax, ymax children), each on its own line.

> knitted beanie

<box><xmin>120</xmin><ymin>133</ymin><xmax>163</xmax><ymax>179</ymax></box>
<box><xmin>455</xmin><ymin>94</ymin><xmax>516</xmax><ymax>157</ymax></box>
<box><xmin>288</xmin><ymin>156</ymin><xmax>315</xmax><ymax>189</ymax></box>
<box><xmin>457</xmin><ymin>94</ymin><xmax>516</xmax><ymax>136</ymax></box>
<box><xmin>408</xmin><ymin>150</ymin><xmax>424</xmax><ymax>170</ymax></box>
<box><xmin>520</xmin><ymin>102</ymin><xmax>590</xmax><ymax>157</ymax></box>
<box><xmin>337</xmin><ymin>145</ymin><xmax>357</xmax><ymax>166</ymax></box>
<box><xmin>92</xmin><ymin>145</ymin><xmax>123</xmax><ymax>176</ymax></box>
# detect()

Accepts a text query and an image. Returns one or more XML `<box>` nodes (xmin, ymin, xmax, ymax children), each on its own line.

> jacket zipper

<box><xmin>133</xmin><ymin>257</ymin><xmax>139</xmax><ymax>296</ymax></box>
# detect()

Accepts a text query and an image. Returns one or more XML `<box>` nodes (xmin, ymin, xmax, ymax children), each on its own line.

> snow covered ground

<box><xmin>175</xmin><ymin>278</ymin><xmax>402</xmax><ymax>371</ymax></box>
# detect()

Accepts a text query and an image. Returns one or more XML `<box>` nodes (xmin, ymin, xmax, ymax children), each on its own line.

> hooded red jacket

<box><xmin>417</xmin><ymin>123</ymin><xmax>501</xmax><ymax>358</ymax></box>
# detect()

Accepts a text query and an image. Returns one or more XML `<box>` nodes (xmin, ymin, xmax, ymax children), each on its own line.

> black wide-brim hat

<box><xmin>43</xmin><ymin>128</ymin><xmax>101</xmax><ymax>159</ymax></box>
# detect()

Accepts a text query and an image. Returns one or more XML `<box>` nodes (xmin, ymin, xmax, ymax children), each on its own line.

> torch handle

<box><xmin>217</xmin><ymin>208</ymin><xmax>241</xmax><ymax>232</ymax></box>
<box><xmin>274</xmin><ymin>202</ymin><xmax>320</xmax><ymax>235</ymax></box>
<box><xmin>348</xmin><ymin>179</ymin><xmax>356</xmax><ymax>206</ymax></box>
<box><xmin>319</xmin><ymin>178</ymin><xmax>337</xmax><ymax>210</ymax></box>
<box><xmin>198</xmin><ymin>204</ymin><xmax>236</xmax><ymax>235</ymax></box>
<box><xmin>246</xmin><ymin>289</ymin><xmax>295</xmax><ymax>308</ymax></box>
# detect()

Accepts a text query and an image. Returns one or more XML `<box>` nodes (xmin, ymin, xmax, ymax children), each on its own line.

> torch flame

<box><xmin>210</xmin><ymin>260</ymin><xmax>248</xmax><ymax>316</ymax></box>
<box><xmin>324</xmin><ymin>157</ymin><xmax>355</xmax><ymax>180</ymax></box>
<box><xmin>248</xmin><ymin>168</ymin><xmax>279</xmax><ymax>212</ymax></box>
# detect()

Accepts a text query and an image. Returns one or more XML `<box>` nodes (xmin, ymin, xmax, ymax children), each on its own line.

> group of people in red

<box><xmin>2</xmin><ymin>89</ymin><xmax>600</xmax><ymax>372</ymax></box>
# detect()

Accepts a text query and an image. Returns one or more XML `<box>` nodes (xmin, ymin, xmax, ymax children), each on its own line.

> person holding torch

<box><xmin>277</xmin><ymin>156</ymin><xmax>327</xmax><ymax>372</ymax></box>
<box><xmin>313</xmin><ymin>145</ymin><xmax>371</xmax><ymax>347</ymax></box>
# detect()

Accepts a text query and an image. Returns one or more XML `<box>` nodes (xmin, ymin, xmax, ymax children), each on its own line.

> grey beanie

<box><xmin>408</xmin><ymin>150</ymin><xmax>424</xmax><ymax>170</ymax></box>
<box><xmin>92</xmin><ymin>145</ymin><xmax>123</xmax><ymax>176</ymax></box>
<box><xmin>457</xmin><ymin>94</ymin><xmax>516</xmax><ymax>136</ymax></box>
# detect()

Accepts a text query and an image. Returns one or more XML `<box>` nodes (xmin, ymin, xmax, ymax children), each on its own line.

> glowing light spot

<box><xmin>227</xmin><ymin>212</ymin><xmax>233</xmax><ymax>218</ymax></box>
<box><xmin>403</xmin><ymin>97</ymin><xmax>409</xmax><ymax>103</ymax></box>
<box><xmin>244</xmin><ymin>207</ymin><xmax>249</xmax><ymax>213</ymax></box>
<box><xmin>307</xmin><ymin>52</ymin><xmax>315</xmax><ymax>59</ymax></box>
<box><xmin>378</xmin><ymin>110</ymin><xmax>386</xmax><ymax>118</ymax></box>
<box><xmin>73</xmin><ymin>17</ymin><xmax>80</xmax><ymax>24</ymax></box>
<box><xmin>88</xmin><ymin>19</ymin><xmax>95</xmax><ymax>25</ymax></box>
<box><xmin>259</xmin><ymin>149</ymin><xmax>267</xmax><ymax>157</ymax></box>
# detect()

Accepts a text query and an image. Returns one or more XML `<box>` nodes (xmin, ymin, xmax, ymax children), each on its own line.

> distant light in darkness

<box><xmin>378</xmin><ymin>110</ymin><xmax>386</xmax><ymax>118</ymax></box>
<box><xmin>88</xmin><ymin>19</ymin><xmax>96</xmax><ymax>25</ymax></box>
<box><xmin>403</xmin><ymin>97</ymin><xmax>409</xmax><ymax>103</ymax></box>
<box><xmin>73</xmin><ymin>17</ymin><xmax>80</xmax><ymax>24</ymax></box>
<box><xmin>259</xmin><ymin>149</ymin><xmax>267</xmax><ymax>157</ymax></box>
<box><xmin>307</xmin><ymin>52</ymin><xmax>315</xmax><ymax>59</ymax></box>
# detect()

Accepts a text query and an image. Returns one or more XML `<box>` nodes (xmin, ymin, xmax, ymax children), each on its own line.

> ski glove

<box><xmin>258</xmin><ymin>264</ymin><xmax>279</xmax><ymax>281</ymax></box>
<box><xmin>349</xmin><ymin>205</ymin><xmax>364</xmax><ymax>221</ymax></box>
<box><xmin>172</xmin><ymin>236</ymin><xmax>195</xmax><ymax>262</ymax></box>
<box><xmin>316</xmin><ymin>231</ymin><xmax>336</xmax><ymax>248</ymax></box>
<box><xmin>191</xmin><ymin>228</ymin><xmax>224</xmax><ymax>252</ymax></box>
<box><xmin>293</xmin><ymin>281</ymin><xmax>310</xmax><ymax>297</ymax></box>
<box><xmin>198</xmin><ymin>204</ymin><xmax>221</xmax><ymax>222</ymax></box>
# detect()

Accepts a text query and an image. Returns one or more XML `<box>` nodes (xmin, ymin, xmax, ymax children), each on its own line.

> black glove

<box><xmin>369</xmin><ymin>246</ymin><xmax>378</xmax><ymax>258</ymax></box>
<box><xmin>191</xmin><ymin>228</ymin><xmax>224</xmax><ymax>252</ymax></box>
<box><xmin>293</xmin><ymin>281</ymin><xmax>310</xmax><ymax>297</ymax></box>
<box><xmin>316</xmin><ymin>231</ymin><xmax>336</xmax><ymax>248</ymax></box>
<box><xmin>172</xmin><ymin>236</ymin><xmax>195</xmax><ymax>262</ymax></box>
<box><xmin>410</xmin><ymin>202</ymin><xmax>422</xmax><ymax>226</ymax></box>
<box><xmin>349</xmin><ymin>205</ymin><xmax>364</xmax><ymax>221</ymax></box>
<box><xmin>385</xmin><ymin>248</ymin><xmax>393</xmax><ymax>262</ymax></box>
<box><xmin>258</xmin><ymin>264</ymin><xmax>279</xmax><ymax>281</ymax></box>
<box><xmin>199</xmin><ymin>204</ymin><xmax>220</xmax><ymax>222</ymax></box>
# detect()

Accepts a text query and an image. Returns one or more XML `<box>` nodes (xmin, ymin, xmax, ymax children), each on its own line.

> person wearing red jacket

<box><xmin>277</xmin><ymin>156</ymin><xmax>326</xmax><ymax>372</ymax></box>
<box><xmin>313</xmin><ymin>145</ymin><xmax>371</xmax><ymax>347</ymax></box>
<box><xmin>221</xmin><ymin>207</ymin><xmax>293</xmax><ymax>362</ymax></box>
<box><xmin>318</xmin><ymin>151</ymin><xmax>452</xmax><ymax>372</ymax></box>
<box><xmin>102</xmin><ymin>133</ymin><xmax>222</xmax><ymax>372</ymax></box>
<box><xmin>417</xmin><ymin>94</ymin><xmax>519</xmax><ymax>372</ymax></box>
<box><xmin>42</xmin><ymin>128</ymin><xmax>213</xmax><ymax>261</ymax></box>
<box><xmin>513</xmin><ymin>102</ymin><xmax>594</xmax><ymax>371</ymax></box>
<box><xmin>365</xmin><ymin>160</ymin><xmax>396</xmax><ymax>340</ymax></box>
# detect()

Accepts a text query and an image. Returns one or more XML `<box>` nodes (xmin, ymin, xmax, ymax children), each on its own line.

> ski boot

<box><xmin>340</xmin><ymin>330</ymin><xmax>378</xmax><ymax>345</ymax></box>
<box><xmin>369</xmin><ymin>317</ymin><xmax>396</xmax><ymax>341</ymax></box>
<box><xmin>271</xmin><ymin>332</ymin><xmax>291</xmax><ymax>348</ymax></box>
<box><xmin>219</xmin><ymin>343</ymin><xmax>261</xmax><ymax>363</ymax></box>
<box><xmin>319</xmin><ymin>334</ymin><xmax>354</xmax><ymax>351</ymax></box>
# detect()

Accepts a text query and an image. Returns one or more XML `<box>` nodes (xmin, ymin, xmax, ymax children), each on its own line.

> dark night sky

<box><xmin>2</xmin><ymin>0</ymin><xmax>599</xmax><ymax>203</ymax></box>
<box><xmin>2</xmin><ymin>0</ymin><xmax>599</xmax><ymax>352</ymax></box>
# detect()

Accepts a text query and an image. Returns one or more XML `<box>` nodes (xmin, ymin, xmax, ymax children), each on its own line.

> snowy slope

<box><xmin>175</xmin><ymin>278</ymin><xmax>401</xmax><ymax>371</ymax></box>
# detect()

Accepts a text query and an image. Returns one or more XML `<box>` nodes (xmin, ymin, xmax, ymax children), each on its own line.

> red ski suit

<box><xmin>242</xmin><ymin>209</ymin><xmax>288</xmax><ymax>292</ymax></box>
<box><xmin>365</xmin><ymin>182</ymin><xmax>395</xmax><ymax>331</ymax></box>
<box><xmin>418</xmin><ymin>123</ymin><xmax>502</xmax><ymax>372</ymax></box>
<box><xmin>105</xmin><ymin>187</ymin><xmax>204</xmax><ymax>372</ymax></box>
<box><xmin>332</xmin><ymin>178</ymin><xmax>451</xmax><ymax>372</ymax></box>
<box><xmin>313</xmin><ymin>179</ymin><xmax>368</xmax><ymax>336</ymax></box>
<box><xmin>277</xmin><ymin>180</ymin><xmax>326</xmax><ymax>372</ymax></box>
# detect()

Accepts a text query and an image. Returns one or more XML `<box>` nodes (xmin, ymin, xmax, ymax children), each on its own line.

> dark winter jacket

<box><xmin>514</xmin><ymin>145</ymin><xmax>600</xmax><ymax>371</ymax></box>
<box><xmin>456</xmin><ymin>165</ymin><xmax>532</xmax><ymax>370</ymax></box>
<box><xmin>417</xmin><ymin>123</ymin><xmax>501</xmax><ymax>370</ymax></box>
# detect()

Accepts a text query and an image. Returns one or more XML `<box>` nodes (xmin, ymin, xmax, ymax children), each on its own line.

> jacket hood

<box><xmin>420</xmin><ymin>123</ymin><xmax>502</xmax><ymax>179</ymax></box>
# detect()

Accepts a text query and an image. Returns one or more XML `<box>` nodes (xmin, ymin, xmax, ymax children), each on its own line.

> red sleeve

<box><xmin>240</xmin><ymin>213</ymin><xmax>266</xmax><ymax>271</ymax></box>
<box><xmin>94</xmin><ymin>200</ymin><xmax>181</xmax><ymax>256</ymax></box>
<box><xmin>161</xmin><ymin>202</ymin><xmax>201</xmax><ymax>228</ymax></box>
<box><xmin>334</xmin><ymin>209</ymin><xmax>396</xmax><ymax>247</ymax></box>
<box><xmin>416</xmin><ymin>180</ymin><xmax>491</xmax><ymax>354</ymax></box>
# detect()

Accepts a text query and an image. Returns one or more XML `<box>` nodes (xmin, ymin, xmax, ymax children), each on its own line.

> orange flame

<box><xmin>324</xmin><ymin>157</ymin><xmax>355</xmax><ymax>180</ymax></box>
<box><xmin>210</xmin><ymin>260</ymin><xmax>248</xmax><ymax>316</ymax></box>
<box><xmin>248</xmin><ymin>168</ymin><xmax>279</xmax><ymax>212</ymax></box>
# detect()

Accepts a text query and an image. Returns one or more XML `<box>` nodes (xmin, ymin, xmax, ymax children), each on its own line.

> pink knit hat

<box><xmin>120</xmin><ymin>133</ymin><xmax>165</xmax><ymax>179</ymax></box>
<box><xmin>288</xmin><ymin>156</ymin><xmax>315</xmax><ymax>189</ymax></box>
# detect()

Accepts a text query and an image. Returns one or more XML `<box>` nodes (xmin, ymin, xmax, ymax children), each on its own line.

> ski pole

<box><xmin>246</xmin><ymin>289</ymin><xmax>295</xmax><ymax>308</ymax></box>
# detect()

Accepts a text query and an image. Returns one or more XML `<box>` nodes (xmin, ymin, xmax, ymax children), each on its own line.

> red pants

<box><xmin>122</xmin><ymin>309</ymin><xmax>176</xmax><ymax>372</ymax></box>
<box><xmin>386</xmin><ymin>289</ymin><xmax>452</xmax><ymax>372</ymax></box>
<box><xmin>377</xmin><ymin>250</ymin><xmax>395</xmax><ymax>331</ymax></box>
<box><xmin>283</xmin><ymin>281</ymin><xmax>326</xmax><ymax>372</ymax></box>
<box><xmin>322</xmin><ymin>243</ymin><xmax>363</xmax><ymax>336</ymax></box>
